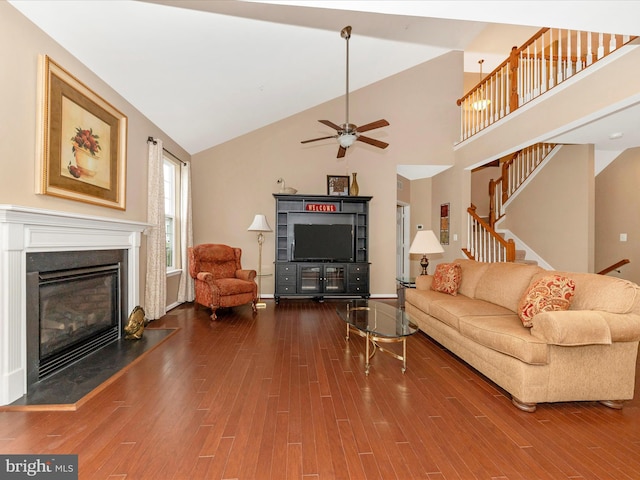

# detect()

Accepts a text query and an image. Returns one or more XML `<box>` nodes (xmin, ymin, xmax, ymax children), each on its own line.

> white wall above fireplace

<box><xmin>0</xmin><ymin>205</ymin><xmax>150</xmax><ymax>406</ymax></box>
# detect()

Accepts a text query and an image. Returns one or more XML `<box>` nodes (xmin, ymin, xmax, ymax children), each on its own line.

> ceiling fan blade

<box><xmin>318</xmin><ymin>120</ymin><xmax>343</xmax><ymax>131</ymax></box>
<box><xmin>355</xmin><ymin>119</ymin><xmax>390</xmax><ymax>133</ymax></box>
<box><xmin>337</xmin><ymin>146</ymin><xmax>347</xmax><ymax>158</ymax></box>
<box><xmin>301</xmin><ymin>135</ymin><xmax>337</xmax><ymax>144</ymax></box>
<box><xmin>357</xmin><ymin>135</ymin><xmax>389</xmax><ymax>149</ymax></box>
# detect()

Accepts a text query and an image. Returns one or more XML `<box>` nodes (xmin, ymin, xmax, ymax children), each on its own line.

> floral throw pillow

<box><xmin>518</xmin><ymin>275</ymin><xmax>576</xmax><ymax>327</ymax></box>
<box><xmin>431</xmin><ymin>263</ymin><xmax>462</xmax><ymax>296</ymax></box>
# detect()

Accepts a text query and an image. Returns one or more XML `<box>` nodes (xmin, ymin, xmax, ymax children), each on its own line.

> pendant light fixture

<box><xmin>472</xmin><ymin>59</ymin><xmax>491</xmax><ymax>111</ymax></box>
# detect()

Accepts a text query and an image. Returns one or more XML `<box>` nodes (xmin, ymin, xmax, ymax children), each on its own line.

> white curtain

<box><xmin>177</xmin><ymin>161</ymin><xmax>194</xmax><ymax>302</ymax></box>
<box><xmin>144</xmin><ymin>138</ymin><xmax>167</xmax><ymax>320</ymax></box>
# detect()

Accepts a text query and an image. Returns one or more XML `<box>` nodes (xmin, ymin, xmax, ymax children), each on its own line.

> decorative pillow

<box><xmin>431</xmin><ymin>263</ymin><xmax>462</xmax><ymax>296</ymax></box>
<box><xmin>518</xmin><ymin>275</ymin><xmax>576</xmax><ymax>327</ymax></box>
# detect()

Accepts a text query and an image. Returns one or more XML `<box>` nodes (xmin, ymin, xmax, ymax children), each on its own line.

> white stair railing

<box><xmin>489</xmin><ymin>143</ymin><xmax>555</xmax><ymax>225</ymax></box>
<box><xmin>458</xmin><ymin>28</ymin><xmax>636</xmax><ymax>141</ymax></box>
<box><xmin>464</xmin><ymin>205</ymin><xmax>515</xmax><ymax>263</ymax></box>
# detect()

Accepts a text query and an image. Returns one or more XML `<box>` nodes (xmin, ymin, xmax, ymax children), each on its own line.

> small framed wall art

<box><xmin>327</xmin><ymin>175</ymin><xmax>350</xmax><ymax>196</ymax></box>
<box><xmin>440</xmin><ymin>203</ymin><xmax>450</xmax><ymax>245</ymax></box>
<box><xmin>36</xmin><ymin>55</ymin><xmax>128</xmax><ymax>210</ymax></box>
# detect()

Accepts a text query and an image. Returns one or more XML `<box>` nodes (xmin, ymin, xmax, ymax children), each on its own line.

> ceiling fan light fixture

<box><xmin>472</xmin><ymin>59</ymin><xmax>490</xmax><ymax>111</ymax></box>
<box><xmin>471</xmin><ymin>99</ymin><xmax>491</xmax><ymax>111</ymax></box>
<box><xmin>338</xmin><ymin>133</ymin><xmax>357</xmax><ymax>148</ymax></box>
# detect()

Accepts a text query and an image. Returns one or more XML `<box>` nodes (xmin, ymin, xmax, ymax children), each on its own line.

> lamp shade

<box><xmin>247</xmin><ymin>214</ymin><xmax>272</xmax><ymax>232</ymax></box>
<box><xmin>409</xmin><ymin>230</ymin><xmax>444</xmax><ymax>255</ymax></box>
<box><xmin>338</xmin><ymin>133</ymin><xmax>357</xmax><ymax>148</ymax></box>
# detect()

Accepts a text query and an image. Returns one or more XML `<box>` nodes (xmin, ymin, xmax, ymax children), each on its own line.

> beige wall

<box><xmin>2</xmin><ymin>2</ymin><xmax>190</xmax><ymax>311</ymax></box>
<box><xmin>396</xmin><ymin>174</ymin><xmax>411</xmax><ymax>205</ymax></box>
<box><xmin>500</xmin><ymin>145</ymin><xmax>595</xmax><ymax>272</ymax></box>
<box><xmin>595</xmin><ymin>148</ymin><xmax>640</xmax><ymax>284</ymax></box>
<box><xmin>431</xmin><ymin>165</ymin><xmax>469</xmax><ymax>266</ymax></box>
<box><xmin>471</xmin><ymin>164</ymin><xmax>500</xmax><ymax>218</ymax></box>
<box><xmin>191</xmin><ymin>52</ymin><xmax>463</xmax><ymax>296</ymax></box>
<box><xmin>407</xmin><ymin>177</ymin><xmax>432</xmax><ymax>277</ymax></box>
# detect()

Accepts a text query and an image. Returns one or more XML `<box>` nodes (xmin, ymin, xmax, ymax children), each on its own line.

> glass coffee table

<box><xmin>336</xmin><ymin>300</ymin><xmax>419</xmax><ymax>375</ymax></box>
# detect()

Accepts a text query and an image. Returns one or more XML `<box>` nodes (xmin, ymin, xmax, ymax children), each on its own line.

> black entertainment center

<box><xmin>273</xmin><ymin>193</ymin><xmax>371</xmax><ymax>303</ymax></box>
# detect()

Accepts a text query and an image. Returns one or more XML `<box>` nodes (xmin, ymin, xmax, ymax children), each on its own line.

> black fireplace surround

<box><xmin>25</xmin><ymin>250</ymin><xmax>128</xmax><ymax>388</ymax></box>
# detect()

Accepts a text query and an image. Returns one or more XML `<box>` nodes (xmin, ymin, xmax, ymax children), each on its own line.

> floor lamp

<box><xmin>409</xmin><ymin>230</ymin><xmax>444</xmax><ymax>275</ymax></box>
<box><xmin>248</xmin><ymin>214</ymin><xmax>272</xmax><ymax>308</ymax></box>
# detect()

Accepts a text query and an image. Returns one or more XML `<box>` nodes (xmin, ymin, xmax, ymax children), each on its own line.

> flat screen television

<box><xmin>293</xmin><ymin>224</ymin><xmax>354</xmax><ymax>261</ymax></box>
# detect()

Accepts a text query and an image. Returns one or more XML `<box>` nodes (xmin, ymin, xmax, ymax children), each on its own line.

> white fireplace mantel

<box><xmin>0</xmin><ymin>205</ymin><xmax>151</xmax><ymax>405</ymax></box>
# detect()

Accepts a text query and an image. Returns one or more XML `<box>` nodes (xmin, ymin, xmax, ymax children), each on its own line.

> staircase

<box><xmin>463</xmin><ymin>143</ymin><xmax>556</xmax><ymax>264</ymax></box>
<box><xmin>459</xmin><ymin>25</ymin><xmax>638</xmax><ymax>266</ymax></box>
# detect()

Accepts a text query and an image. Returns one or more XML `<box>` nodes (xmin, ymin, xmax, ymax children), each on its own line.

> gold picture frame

<box><xmin>37</xmin><ymin>55</ymin><xmax>127</xmax><ymax>210</ymax></box>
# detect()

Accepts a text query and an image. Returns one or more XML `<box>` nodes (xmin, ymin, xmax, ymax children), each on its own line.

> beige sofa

<box><xmin>405</xmin><ymin>259</ymin><xmax>640</xmax><ymax>412</ymax></box>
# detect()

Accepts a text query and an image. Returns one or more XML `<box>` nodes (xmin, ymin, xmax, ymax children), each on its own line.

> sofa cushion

<box><xmin>474</xmin><ymin>262</ymin><xmax>543</xmax><ymax>312</ymax></box>
<box><xmin>518</xmin><ymin>275</ymin><xmax>576</xmax><ymax>327</ymax></box>
<box><xmin>459</xmin><ymin>315</ymin><xmax>549</xmax><ymax>365</ymax></box>
<box><xmin>429</xmin><ymin>297</ymin><xmax>514</xmax><ymax>331</ymax></box>
<box><xmin>431</xmin><ymin>263</ymin><xmax>462</xmax><ymax>296</ymax></box>
<box><xmin>405</xmin><ymin>287</ymin><xmax>447</xmax><ymax>316</ymax></box>
<box><xmin>456</xmin><ymin>259</ymin><xmax>490</xmax><ymax>298</ymax></box>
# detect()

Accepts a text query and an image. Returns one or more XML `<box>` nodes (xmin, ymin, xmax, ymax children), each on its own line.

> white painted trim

<box><xmin>0</xmin><ymin>205</ymin><xmax>151</xmax><ymax>405</ymax></box>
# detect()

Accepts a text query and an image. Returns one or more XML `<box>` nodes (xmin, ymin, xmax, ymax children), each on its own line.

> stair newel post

<box><xmin>506</xmin><ymin>239</ymin><xmax>516</xmax><ymax>262</ymax></box>
<box><xmin>509</xmin><ymin>46</ymin><xmax>519</xmax><ymax>114</ymax></box>
<box><xmin>488</xmin><ymin>179</ymin><xmax>497</xmax><ymax>227</ymax></box>
<box><xmin>501</xmin><ymin>159</ymin><xmax>510</xmax><ymax>205</ymax></box>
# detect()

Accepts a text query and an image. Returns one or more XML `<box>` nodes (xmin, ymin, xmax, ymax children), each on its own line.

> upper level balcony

<box><xmin>455</xmin><ymin>28</ymin><xmax>640</xmax><ymax>169</ymax></box>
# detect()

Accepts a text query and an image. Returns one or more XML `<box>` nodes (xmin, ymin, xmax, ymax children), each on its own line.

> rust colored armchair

<box><xmin>188</xmin><ymin>244</ymin><xmax>257</xmax><ymax>320</ymax></box>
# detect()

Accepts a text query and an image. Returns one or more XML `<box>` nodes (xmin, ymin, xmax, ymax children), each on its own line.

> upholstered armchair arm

<box><xmin>236</xmin><ymin>269</ymin><xmax>257</xmax><ymax>281</ymax></box>
<box><xmin>196</xmin><ymin>271</ymin><xmax>216</xmax><ymax>285</ymax></box>
<box><xmin>415</xmin><ymin>275</ymin><xmax>434</xmax><ymax>291</ymax></box>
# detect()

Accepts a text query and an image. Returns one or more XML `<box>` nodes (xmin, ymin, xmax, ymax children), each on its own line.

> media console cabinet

<box><xmin>273</xmin><ymin>194</ymin><xmax>371</xmax><ymax>303</ymax></box>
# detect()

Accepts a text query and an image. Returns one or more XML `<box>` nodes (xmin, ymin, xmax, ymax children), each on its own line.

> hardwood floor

<box><xmin>1</xmin><ymin>299</ymin><xmax>639</xmax><ymax>479</ymax></box>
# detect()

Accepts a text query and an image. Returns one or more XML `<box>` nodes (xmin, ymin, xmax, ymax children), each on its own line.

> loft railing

<box><xmin>464</xmin><ymin>204</ymin><xmax>515</xmax><ymax>263</ymax></box>
<box><xmin>457</xmin><ymin>28</ymin><xmax>637</xmax><ymax>141</ymax></box>
<box><xmin>488</xmin><ymin>143</ymin><xmax>556</xmax><ymax>226</ymax></box>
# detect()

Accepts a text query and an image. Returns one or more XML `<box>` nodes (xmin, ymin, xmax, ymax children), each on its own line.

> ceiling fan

<box><xmin>301</xmin><ymin>26</ymin><xmax>390</xmax><ymax>158</ymax></box>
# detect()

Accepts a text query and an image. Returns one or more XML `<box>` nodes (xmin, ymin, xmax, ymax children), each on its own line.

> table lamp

<box><xmin>409</xmin><ymin>230</ymin><xmax>444</xmax><ymax>275</ymax></box>
<box><xmin>247</xmin><ymin>214</ymin><xmax>272</xmax><ymax>308</ymax></box>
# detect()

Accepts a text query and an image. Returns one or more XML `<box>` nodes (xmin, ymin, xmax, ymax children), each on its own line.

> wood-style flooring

<box><xmin>1</xmin><ymin>299</ymin><xmax>639</xmax><ymax>479</ymax></box>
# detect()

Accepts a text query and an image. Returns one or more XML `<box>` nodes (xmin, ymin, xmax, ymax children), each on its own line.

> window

<box><xmin>163</xmin><ymin>157</ymin><xmax>180</xmax><ymax>271</ymax></box>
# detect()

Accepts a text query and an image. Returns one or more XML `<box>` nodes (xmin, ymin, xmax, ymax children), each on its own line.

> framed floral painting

<box><xmin>36</xmin><ymin>55</ymin><xmax>127</xmax><ymax>209</ymax></box>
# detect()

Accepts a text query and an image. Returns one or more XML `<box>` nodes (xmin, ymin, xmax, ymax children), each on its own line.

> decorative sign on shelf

<box><xmin>306</xmin><ymin>204</ymin><xmax>337</xmax><ymax>212</ymax></box>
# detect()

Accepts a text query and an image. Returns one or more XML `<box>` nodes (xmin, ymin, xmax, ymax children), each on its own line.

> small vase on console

<box><xmin>350</xmin><ymin>172</ymin><xmax>359</xmax><ymax>196</ymax></box>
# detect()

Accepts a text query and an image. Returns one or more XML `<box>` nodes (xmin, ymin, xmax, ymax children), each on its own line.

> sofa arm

<box><xmin>236</xmin><ymin>269</ymin><xmax>257</xmax><ymax>281</ymax></box>
<box><xmin>415</xmin><ymin>275</ymin><xmax>433</xmax><ymax>291</ymax></box>
<box><xmin>530</xmin><ymin>310</ymin><xmax>612</xmax><ymax>346</ymax></box>
<box><xmin>599</xmin><ymin>311</ymin><xmax>640</xmax><ymax>342</ymax></box>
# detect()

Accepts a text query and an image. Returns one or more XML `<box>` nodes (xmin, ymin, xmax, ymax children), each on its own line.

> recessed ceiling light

<box><xmin>609</xmin><ymin>132</ymin><xmax>624</xmax><ymax>140</ymax></box>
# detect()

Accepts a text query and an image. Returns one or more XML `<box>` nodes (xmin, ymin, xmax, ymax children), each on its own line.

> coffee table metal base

<box><xmin>346</xmin><ymin>323</ymin><xmax>409</xmax><ymax>375</ymax></box>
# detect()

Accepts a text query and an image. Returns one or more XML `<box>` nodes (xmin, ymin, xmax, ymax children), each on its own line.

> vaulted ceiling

<box><xmin>9</xmin><ymin>0</ymin><xmax>640</xmax><ymax>155</ymax></box>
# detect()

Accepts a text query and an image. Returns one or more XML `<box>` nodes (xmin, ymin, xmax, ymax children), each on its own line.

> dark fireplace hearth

<box><xmin>26</xmin><ymin>250</ymin><xmax>128</xmax><ymax>387</ymax></box>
